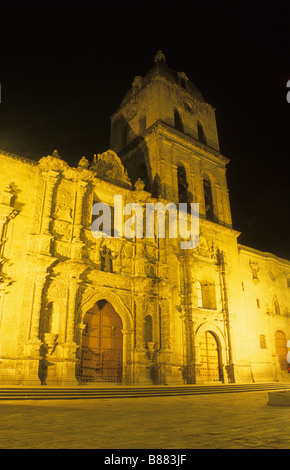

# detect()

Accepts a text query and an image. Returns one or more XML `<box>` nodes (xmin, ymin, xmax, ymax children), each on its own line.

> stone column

<box><xmin>66</xmin><ymin>280</ymin><xmax>80</xmax><ymax>344</ymax></box>
<box><xmin>73</xmin><ymin>181</ymin><xmax>88</xmax><ymax>242</ymax></box>
<box><xmin>71</xmin><ymin>181</ymin><xmax>87</xmax><ymax>261</ymax></box>
<box><xmin>29</xmin><ymin>274</ymin><xmax>47</xmax><ymax>341</ymax></box>
<box><xmin>59</xmin><ymin>279</ymin><xmax>80</xmax><ymax>386</ymax></box>
<box><xmin>121</xmin><ymin>328</ymin><xmax>133</xmax><ymax>385</ymax></box>
<box><xmin>22</xmin><ymin>273</ymin><xmax>47</xmax><ymax>385</ymax></box>
<box><xmin>41</xmin><ymin>171</ymin><xmax>59</xmax><ymax>235</ymax></box>
<box><xmin>38</xmin><ymin>170</ymin><xmax>59</xmax><ymax>255</ymax></box>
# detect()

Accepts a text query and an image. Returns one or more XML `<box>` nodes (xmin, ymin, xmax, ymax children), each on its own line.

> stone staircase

<box><xmin>0</xmin><ymin>382</ymin><xmax>290</xmax><ymax>400</ymax></box>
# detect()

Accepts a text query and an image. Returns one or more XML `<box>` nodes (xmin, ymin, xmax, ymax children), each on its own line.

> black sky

<box><xmin>0</xmin><ymin>0</ymin><xmax>289</xmax><ymax>258</ymax></box>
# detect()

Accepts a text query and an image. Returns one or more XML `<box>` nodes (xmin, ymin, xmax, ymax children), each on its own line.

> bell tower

<box><xmin>110</xmin><ymin>51</ymin><xmax>232</xmax><ymax>228</ymax></box>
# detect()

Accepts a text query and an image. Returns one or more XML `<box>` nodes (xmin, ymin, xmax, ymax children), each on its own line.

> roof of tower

<box><xmin>145</xmin><ymin>50</ymin><xmax>205</xmax><ymax>101</ymax></box>
<box><xmin>121</xmin><ymin>50</ymin><xmax>205</xmax><ymax>107</ymax></box>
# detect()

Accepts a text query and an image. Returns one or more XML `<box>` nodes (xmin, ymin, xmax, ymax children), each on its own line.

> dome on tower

<box><xmin>144</xmin><ymin>50</ymin><xmax>205</xmax><ymax>102</ymax></box>
<box><xmin>121</xmin><ymin>51</ymin><xmax>205</xmax><ymax>107</ymax></box>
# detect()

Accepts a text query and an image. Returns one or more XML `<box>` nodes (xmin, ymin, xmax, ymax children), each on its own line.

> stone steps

<box><xmin>0</xmin><ymin>382</ymin><xmax>289</xmax><ymax>400</ymax></box>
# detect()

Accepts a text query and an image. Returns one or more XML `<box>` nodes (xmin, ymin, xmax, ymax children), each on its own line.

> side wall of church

<box><xmin>238</xmin><ymin>246</ymin><xmax>290</xmax><ymax>383</ymax></box>
<box><xmin>0</xmin><ymin>153</ymin><xmax>40</xmax><ymax>373</ymax></box>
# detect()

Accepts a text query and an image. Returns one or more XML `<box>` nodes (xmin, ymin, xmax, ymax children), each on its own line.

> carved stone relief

<box><xmin>91</xmin><ymin>150</ymin><xmax>131</xmax><ymax>186</ymax></box>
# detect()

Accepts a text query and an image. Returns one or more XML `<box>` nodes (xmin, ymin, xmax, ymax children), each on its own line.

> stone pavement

<box><xmin>0</xmin><ymin>391</ymin><xmax>289</xmax><ymax>449</ymax></box>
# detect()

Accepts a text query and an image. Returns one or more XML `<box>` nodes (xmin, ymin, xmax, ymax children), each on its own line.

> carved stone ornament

<box><xmin>92</xmin><ymin>150</ymin><xmax>131</xmax><ymax>186</ymax></box>
<box><xmin>154</xmin><ymin>50</ymin><xmax>166</xmax><ymax>64</ymax></box>
<box><xmin>78</xmin><ymin>156</ymin><xmax>89</xmax><ymax>169</ymax></box>
<box><xmin>183</xmin><ymin>99</ymin><xmax>196</xmax><ymax>114</ymax></box>
<box><xmin>132</xmin><ymin>76</ymin><xmax>144</xmax><ymax>89</ymax></box>
<box><xmin>268</xmin><ymin>268</ymin><xmax>278</xmax><ymax>282</ymax></box>
<box><xmin>194</xmin><ymin>237</ymin><xmax>216</xmax><ymax>259</ymax></box>
<box><xmin>38</xmin><ymin>152</ymin><xmax>68</xmax><ymax>172</ymax></box>
<box><xmin>125</xmin><ymin>104</ymin><xmax>138</xmax><ymax>120</ymax></box>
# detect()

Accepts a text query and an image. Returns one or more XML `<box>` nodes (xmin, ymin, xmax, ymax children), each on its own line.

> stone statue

<box><xmin>100</xmin><ymin>245</ymin><xmax>118</xmax><ymax>273</ymax></box>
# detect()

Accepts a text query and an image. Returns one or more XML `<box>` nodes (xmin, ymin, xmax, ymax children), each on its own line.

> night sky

<box><xmin>1</xmin><ymin>0</ymin><xmax>289</xmax><ymax>258</ymax></box>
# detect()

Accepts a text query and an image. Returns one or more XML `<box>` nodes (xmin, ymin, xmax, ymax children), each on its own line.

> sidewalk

<box><xmin>0</xmin><ymin>390</ymin><xmax>289</xmax><ymax>449</ymax></box>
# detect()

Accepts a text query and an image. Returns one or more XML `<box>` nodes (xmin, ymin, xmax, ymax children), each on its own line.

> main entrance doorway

<box><xmin>80</xmin><ymin>300</ymin><xmax>123</xmax><ymax>383</ymax></box>
<box><xmin>199</xmin><ymin>330</ymin><xmax>221</xmax><ymax>382</ymax></box>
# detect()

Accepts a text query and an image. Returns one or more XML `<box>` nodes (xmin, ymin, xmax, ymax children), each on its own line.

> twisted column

<box><xmin>66</xmin><ymin>279</ymin><xmax>80</xmax><ymax>343</ymax></box>
<box><xmin>40</xmin><ymin>171</ymin><xmax>59</xmax><ymax>235</ymax></box>
<box><xmin>73</xmin><ymin>181</ymin><xmax>88</xmax><ymax>241</ymax></box>
<box><xmin>29</xmin><ymin>274</ymin><xmax>47</xmax><ymax>341</ymax></box>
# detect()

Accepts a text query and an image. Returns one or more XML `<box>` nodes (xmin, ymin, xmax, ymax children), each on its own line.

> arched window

<box><xmin>138</xmin><ymin>163</ymin><xmax>149</xmax><ymax>191</ymax></box>
<box><xmin>197</xmin><ymin>121</ymin><xmax>207</xmax><ymax>144</ymax></box>
<box><xmin>174</xmin><ymin>109</ymin><xmax>184</xmax><ymax>132</ymax></box>
<box><xmin>275</xmin><ymin>330</ymin><xmax>288</xmax><ymax>371</ymax></box>
<box><xmin>274</xmin><ymin>299</ymin><xmax>280</xmax><ymax>315</ymax></box>
<box><xmin>144</xmin><ymin>315</ymin><xmax>153</xmax><ymax>346</ymax></box>
<box><xmin>203</xmin><ymin>178</ymin><xmax>214</xmax><ymax>222</ymax></box>
<box><xmin>92</xmin><ymin>203</ymin><xmax>114</xmax><ymax>237</ymax></box>
<box><xmin>180</xmin><ymin>77</ymin><xmax>187</xmax><ymax>89</ymax></box>
<box><xmin>196</xmin><ymin>281</ymin><xmax>203</xmax><ymax>308</ymax></box>
<box><xmin>121</xmin><ymin>122</ymin><xmax>127</xmax><ymax>148</ymax></box>
<box><xmin>259</xmin><ymin>335</ymin><xmax>267</xmax><ymax>349</ymax></box>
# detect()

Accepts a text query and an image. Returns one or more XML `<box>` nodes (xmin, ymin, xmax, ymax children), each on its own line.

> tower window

<box><xmin>139</xmin><ymin>115</ymin><xmax>146</xmax><ymax>134</ymax></box>
<box><xmin>203</xmin><ymin>178</ymin><xmax>214</xmax><ymax>222</ymax></box>
<box><xmin>197</xmin><ymin>121</ymin><xmax>207</xmax><ymax>144</ymax></box>
<box><xmin>177</xmin><ymin>166</ymin><xmax>189</xmax><ymax>204</ymax></box>
<box><xmin>138</xmin><ymin>163</ymin><xmax>149</xmax><ymax>191</ymax></box>
<box><xmin>144</xmin><ymin>315</ymin><xmax>153</xmax><ymax>346</ymax></box>
<box><xmin>256</xmin><ymin>299</ymin><xmax>260</xmax><ymax>309</ymax></box>
<box><xmin>174</xmin><ymin>109</ymin><xmax>184</xmax><ymax>132</ymax></box>
<box><xmin>180</xmin><ymin>77</ymin><xmax>186</xmax><ymax>89</ymax></box>
<box><xmin>121</xmin><ymin>123</ymin><xmax>127</xmax><ymax>148</ymax></box>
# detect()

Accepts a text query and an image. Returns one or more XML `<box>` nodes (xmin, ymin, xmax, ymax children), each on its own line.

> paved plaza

<box><xmin>0</xmin><ymin>391</ymin><xmax>289</xmax><ymax>449</ymax></box>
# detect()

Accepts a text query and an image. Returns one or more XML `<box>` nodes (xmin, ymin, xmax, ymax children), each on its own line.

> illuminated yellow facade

<box><xmin>0</xmin><ymin>52</ymin><xmax>289</xmax><ymax>386</ymax></box>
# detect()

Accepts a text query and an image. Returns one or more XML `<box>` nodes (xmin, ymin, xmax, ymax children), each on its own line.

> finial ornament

<box><xmin>154</xmin><ymin>50</ymin><xmax>166</xmax><ymax>64</ymax></box>
<box><xmin>52</xmin><ymin>150</ymin><xmax>61</xmax><ymax>159</ymax></box>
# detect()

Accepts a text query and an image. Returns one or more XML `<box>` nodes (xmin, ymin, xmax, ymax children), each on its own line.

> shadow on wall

<box><xmin>111</xmin><ymin>115</ymin><xmax>196</xmax><ymax>209</ymax></box>
<box><xmin>111</xmin><ymin>114</ymin><xmax>162</xmax><ymax>198</ymax></box>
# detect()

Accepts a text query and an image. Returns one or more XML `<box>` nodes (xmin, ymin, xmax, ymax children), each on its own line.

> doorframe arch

<box><xmin>195</xmin><ymin>322</ymin><xmax>227</xmax><ymax>381</ymax></box>
<box><xmin>78</xmin><ymin>289</ymin><xmax>134</xmax><ymax>384</ymax></box>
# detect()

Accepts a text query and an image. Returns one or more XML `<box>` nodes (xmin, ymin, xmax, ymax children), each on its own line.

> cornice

<box><xmin>120</xmin><ymin>121</ymin><xmax>230</xmax><ymax>167</ymax></box>
<box><xmin>0</xmin><ymin>149</ymin><xmax>38</xmax><ymax>166</ymax></box>
<box><xmin>238</xmin><ymin>243</ymin><xmax>290</xmax><ymax>265</ymax></box>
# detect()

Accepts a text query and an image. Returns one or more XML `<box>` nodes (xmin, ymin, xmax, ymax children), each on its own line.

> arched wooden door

<box><xmin>199</xmin><ymin>331</ymin><xmax>221</xmax><ymax>381</ymax></box>
<box><xmin>275</xmin><ymin>330</ymin><xmax>288</xmax><ymax>371</ymax></box>
<box><xmin>81</xmin><ymin>300</ymin><xmax>123</xmax><ymax>383</ymax></box>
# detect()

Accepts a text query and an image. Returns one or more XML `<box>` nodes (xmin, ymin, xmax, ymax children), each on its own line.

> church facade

<box><xmin>0</xmin><ymin>51</ymin><xmax>289</xmax><ymax>386</ymax></box>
